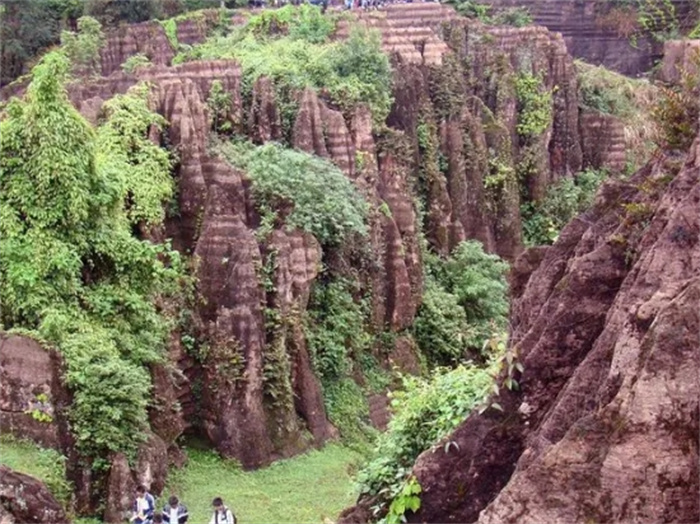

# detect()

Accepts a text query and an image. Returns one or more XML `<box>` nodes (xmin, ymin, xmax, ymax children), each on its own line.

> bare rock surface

<box><xmin>339</xmin><ymin>135</ymin><xmax>700</xmax><ymax>523</ymax></box>
<box><xmin>0</xmin><ymin>465</ymin><xmax>69</xmax><ymax>524</ymax></box>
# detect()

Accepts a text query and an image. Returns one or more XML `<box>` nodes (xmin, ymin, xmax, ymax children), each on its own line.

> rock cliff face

<box><xmin>339</xmin><ymin>132</ymin><xmax>700</xmax><ymax>524</ymax></box>
<box><xmin>0</xmin><ymin>335</ymin><xmax>71</xmax><ymax>451</ymax></box>
<box><xmin>484</xmin><ymin>0</ymin><xmax>698</xmax><ymax>75</ymax></box>
<box><xmin>0</xmin><ymin>4</ymin><xmax>656</xmax><ymax>517</ymax></box>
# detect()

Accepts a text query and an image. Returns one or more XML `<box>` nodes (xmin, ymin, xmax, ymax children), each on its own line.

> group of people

<box><xmin>132</xmin><ymin>485</ymin><xmax>236</xmax><ymax>524</ymax></box>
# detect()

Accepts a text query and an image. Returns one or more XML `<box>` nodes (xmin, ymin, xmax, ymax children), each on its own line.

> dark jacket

<box><xmin>132</xmin><ymin>493</ymin><xmax>155</xmax><ymax>524</ymax></box>
<box><xmin>162</xmin><ymin>503</ymin><xmax>189</xmax><ymax>524</ymax></box>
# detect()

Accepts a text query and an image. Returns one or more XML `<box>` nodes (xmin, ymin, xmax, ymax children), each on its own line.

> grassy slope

<box><xmin>0</xmin><ymin>435</ymin><xmax>66</xmax><ymax>491</ymax></box>
<box><xmin>165</xmin><ymin>444</ymin><xmax>362</xmax><ymax>524</ymax></box>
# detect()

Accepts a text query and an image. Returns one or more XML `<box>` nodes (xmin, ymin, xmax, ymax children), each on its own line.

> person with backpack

<box><xmin>209</xmin><ymin>497</ymin><xmax>236</xmax><ymax>524</ymax></box>
<box><xmin>162</xmin><ymin>495</ymin><xmax>188</xmax><ymax>524</ymax></box>
<box><xmin>131</xmin><ymin>485</ymin><xmax>155</xmax><ymax>524</ymax></box>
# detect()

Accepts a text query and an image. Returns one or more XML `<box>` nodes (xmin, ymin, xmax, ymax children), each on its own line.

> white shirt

<box><xmin>170</xmin><ymin>507</ymin><xmax>179</xmax><ymax>523</ymax></box>
<box><xmin>209</xmin><ymin>508</ymin><xmax>235</xmax><ymax>524</ymax></box>
<box><xmin>136</xmin><ymin>497</ymin><xmax>149</xmax><ymax>519</ymax></box>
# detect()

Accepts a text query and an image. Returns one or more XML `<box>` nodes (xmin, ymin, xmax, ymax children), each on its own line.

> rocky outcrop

<box><xmin>0</xmin><ymin>335</ymin><xmax>71</xmax><ymax>451</ymax></box>
<box><xmin>340</xmin><ymin>133</ymin><xmax>700</xmax><ymax>523</ymax></box>
<box><xmin>659</xmin><ymin>38</ymin><xmax>700</xmax><ymax>84</ymax></box>
<box><xmin>0</xmin><ymin>1</ymin><xmax>660</xmax><ymax>491</ymax></box>
<box><xmin>0</xmin><ymin>465</ymin><xmax>69</xmax><ymax>524</ymax></box>
<box><xmin>484</xmin><ymin>0</ymin><xmax>698</xmax><ymax>75</ymax></box>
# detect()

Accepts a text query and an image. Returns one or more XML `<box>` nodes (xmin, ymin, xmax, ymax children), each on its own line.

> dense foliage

<box><xmin>175</xmin><ymin>6</ymin><xmax>393</xmax><ymax>127</ymax></box>
<box><xmin>356</xmin><ymin>360</ymin><xmax>498</xmax><ymax>520</ymax></box>
<box><xmin>0</xmin><ymin>52</ymin><xmax>181</xmax><ymax>466</ymax></box>
<box><xmin>515</xmin><ymin>72</ymin><xmax>552</xmax><ymax>138</ymax></box>
<box><xmin>414</xmin><ymin>241</ymin><xmax>509</xmax><ymax>366</ymax></box>
<box><xmin>60</xmin><ymin>15</ymin><xmax>104</xmax><ymax>75</ymax></box>
<box><xmin>445</xmin><ymin>0</ymin><xmax>532</xmax><ymax>27</ymax></box>
<box><xmin>521</xmin><ymin>169</ymin><xmax>608</xmax><ymax>246</ymax></box>
<box><xmin>216</xmin><ymin>140</ymin><xmax>368</xmax><ymax>245</ymax></box>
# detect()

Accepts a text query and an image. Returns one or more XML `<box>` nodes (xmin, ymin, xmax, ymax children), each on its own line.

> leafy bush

<box><xmin>521</xmin><ymin>169</ymin><xmax>607</xmax><ymax>246</ymax></box>
<box><xmin>414</xmin><ymin>241</ymin><xmax>509</xmax><ymax>366</ymax></box>
<box><xmin>121</xmin><ymin>53</ymin><xmax>151</xmax><ymax>73</ymax></box>
<box><xmin>60</xmin><ymin>15</ymin><xmax>104</xmax><ymax>75</ymax></box>
<box><xmin>447</xmin><ymin>0</ymin><xmax>492</xmax><ymax>21</ymax></box>
<box><xmin>207</xmin><ymin>79</ymin><xmax>234</xmax><ymax>133</ymax></box>
<box><xmin>515</xmin><ymin>72</ymin><xmax>552</xmax><ymax>138</ymax></box>
<box><xmin>356</xmin><ymin>361</ymin><xmax>498</xmax><ymax>517</ymax></box>
<box><xmin>323</xmin><ymin>378</ymin><xmax>377</xmax><ymax>452</ymax></box>
<box><xmin>175</xmin><ymin>11</ymin><xmax>393</xmax><ymax>126</ymax></box>
<box><xmin>0</xmin><ymin>52</ymin><xmax>182</xmax><ymax>465</ymax></box>
<box><xmin>413</xmin><ymin>280</ymin><xmax>470</xmax><ymax>366</ymax></box>
<box><xmin>307</xmin><ymin>278</ymin><xmax>371</xmax><ymax>381</ymax></box>
<box><xmin>216</xmin><ymin>140</ymin><xmax>368</xmax><ymax>245</ymax></box>
<box><xmin>493</xmin><ymin>7</ymin><xmax>533</xmax><ymax>27</ymax></box>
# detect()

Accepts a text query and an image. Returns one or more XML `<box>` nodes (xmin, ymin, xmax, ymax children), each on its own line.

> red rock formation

<box><xmin>0</xmin><ymin>335</ymin><xmax>71</xmax><ymax>451</ymax></box>
<box><xmin>340</xmin><ymin>132</ymin><xmax>700</xmax><ymax>524</ymax></box>
<box><xmin>484</xmin><ymin>0</ymin><xmax>698</xmax><ymax>75</ymax></box>
<box><xmin>0</xmin><ymin>466</ymin><xmax>69</xmax><ymax>524</ymax></box>
<box><xmin>0</xmin><ymin>3</ymin><xmax>662</xmax><ymax>496</ymax></box>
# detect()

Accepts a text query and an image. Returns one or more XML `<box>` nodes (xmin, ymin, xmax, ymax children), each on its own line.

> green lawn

<box><xmin>165</xmin><ymin>443</ymin><xmax>362</xmax><ymax>524</ymax></box>
<box><xmin>0</xmin><ymin>435</ymin><xmax>361</xmax><ymax>524</ymax></box>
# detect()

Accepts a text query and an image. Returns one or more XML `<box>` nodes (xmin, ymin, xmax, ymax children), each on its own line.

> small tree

<box><xmin>60</xmin><ymin>15</ymin><xmax>104</xmax><ymax>76</ymax></box>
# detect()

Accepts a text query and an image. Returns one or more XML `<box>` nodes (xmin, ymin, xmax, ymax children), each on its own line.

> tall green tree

<box><xmin>0</xmin><ymin>51</ymin><xmax>181</xmax><ymax>464</ymax></box>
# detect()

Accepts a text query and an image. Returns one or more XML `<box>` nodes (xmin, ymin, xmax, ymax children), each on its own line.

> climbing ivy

<box><xmin>514</xmin><ymin>72</ymin><xmax>552</xmax><ymax>139</ymax></box>
<box><xmin>0</xmin><ymin>52</ymin><xmax>182</xmax><ymax>466</ymax></box>
<box><xmin>357</xmin><ymin>360</ymin><xmax>499</xmax><ymax>520</ymax></box>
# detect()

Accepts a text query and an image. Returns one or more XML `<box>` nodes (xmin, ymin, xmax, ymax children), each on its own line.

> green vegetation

<box><xmin>0</xmin><ymin>52</ymin><xmax>182</xmax><ymax>467</ymax></box>
<box><xmin>121</xmin><ymin>53</ymin><xmax>151</xmax><ymax>73</ymax></box>
<box><xmin>305</xmin><ymin>277</ymin><xmax>382</xmax><ymax>450</ymax></box>
<box><xmin>356</xmin><ymin>360</ymin><xmax>499</xmax><ymax>521</ymax></box>
<box><xmin>307</xmin><ymin>278</ymin><xmax>371</xmax><ymax>381</ymax></box>
<box><xmin>652</xmin><ymin>51</ymin><xmax>699</xmax><ymax>151</ymax></box>
<box><xmin>445</xmin><ymin>0</ymin><xmax>532</xmax><ymax>27</ymax></box>
<box><xmin>575</xmin><ymin>60</ymin><xmax>658</xmax><ymax>172</ymax></box>
<box><xmin>597</xmin><ymin>0</ymin><xmax>684</xmax><ymax>43</ymax></box>
<box><xmin>207</xmin><ymin>79</ymin><xmax>234</xmax><ymax>133</ymax></box>
<box><xmin>166</xmin><ymin>444</ymin><xmax>361</xmax><ymax>524</ymax></box>
<box><xmin>521</xmin><ymin>169</ymin><xmax>608</xmax><ymax>246</ymax></box>
<box><xmin>216</xmin><ymin>140</ymin><xmax>368</xmax><ymax>245</ymax></box>
<box><xmin>414</xmin><ymin>241</ymin><xmax>509</xmax><ymax>366</ymax></box>
<box><xmin>175</xmin><ymin>6</ymin><xmax>393</xmax><ymax>128</ymax></box>
<box><xmin>60</xmin><ymin>15</ymin><xmax>105</xmax><ymax>75</ymax></box>
<box><xmin>0</xmin><ymin>435</ymin><xmax>73</xmax><ymax>508</ymax></box>
<box><xmin>515</xmin><ymin>72</ymin><xmax>552</xmax><ymax>139</ymax></box>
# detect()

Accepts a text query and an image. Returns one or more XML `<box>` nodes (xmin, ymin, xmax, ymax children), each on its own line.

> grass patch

<box><xmin>0</xmin><ymin>435</ymin><xmax>72</xmax><ymax>508</ymax></box>
<box><xmin>165</xmin><ymin>444</ymin><xmax>362</xmax><ymax>523</ymax></box>
<box><xmin>575</xmin><ymin>60</ymin><xmax>659</xmax><ymax>171</ymax></box>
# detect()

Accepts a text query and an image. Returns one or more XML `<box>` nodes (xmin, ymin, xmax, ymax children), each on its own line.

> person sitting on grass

<box><xmin>153</xmin><ymin>514</ymin><xmax>163</xmax><ymax>524</ymax></box>
<box><xmin>209</xmin><ymin>497</ymin><xmax>236</xmax><ymax>524</ymax></box>
<box><xmin>162</xmin><ymin>495</ymin><xmax>188</xmax><ymax>524</ymax></box>
<box><xmin>131</xmin><ymin>485</ymin><xmax>155</xmax><ymax>524</ymax></box>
